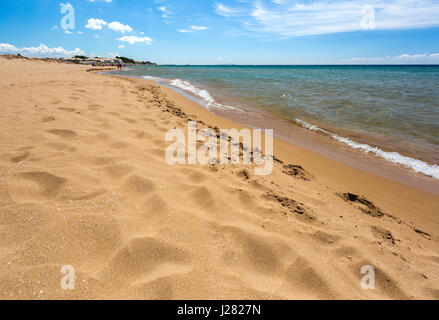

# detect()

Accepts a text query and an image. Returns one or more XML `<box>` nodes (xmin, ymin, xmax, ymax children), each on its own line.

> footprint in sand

<box><xmin>131</xmin><ymin>130</ymin><xmax>152</xmax><ymax>140</ymax></box>
<box><xmin>282</xmin><ymin>164</ymin><xmax>312</xmax><ymax>181</ymax></box>
<box><xmin>142</xmin><ymin>193</ymin><xmax>169</xmax><ymax>219</ymax></box>
<box><xmin>87</xmin><ymin>132</ymin><xmax>112</xmax><ymax>144</ymax></box>
<box><xmin>152</xmin><ymin>139</ymin><xmax>166</xmax><ymax>148</ymax></box>
<box><xmin>217</xmin><ymin>225</ymin><xmax>282</xmax><ymax>275</ymax></box>
<box><xmin>106</xmin><ymin>111</ymin><xmax>121</xmax><ymax>117</ymax></box>
<box><xmin>311</xmin><ymin>230</ymin><xmax>341</xmax><ymax>245</ymax></box>
<box><xmin>88</xmin><ymin>104</ymin><xmax>104</xmax><ymax>111</ymax></box>
<box><xmin>99</xmin><ymin>237</ymin><xmax>191</xmax><ymax>282</ymax></box>
<box><xmin>57</xmin><ymin>107</ymin><xmax>76</xmax><ymax>113</ymax></box>
<box><xmin>122</xmin><ymin>118</ymin><xmax>137</xmax><ymax>124</ymax></box>
<box><xmin>109</xmin><ymin>141</ymin><xmax>130</xmax><ymax>150</ymax></box>
<box><xmin>8</xmin><ymin>171</ymin><xmax>66</xmax><ymax>202</ymax></box>
<box><xmin>283</xmin><ymin>256</ymin><xmax>334</xmax><ymax>299</ymax></box>
<box><xmin>42</xmin><ymin>116</ymin><xmax>55</xmax><ymax>122</ymax></box>
<box><xmin>44</xmin><ymin>142</ymin><xmax>77</xmax><ymax>152</ymax></box>
<box><xmin>101</xmin><ymin>163</ymin><xmax>136</xmax><ymax>180</ymax></box>
<box><xmin>338</xmin><ymin>192</ymin><xmax>386</xmax><ymax>218</ymax></box>
<box><xmin>333</xmin><ymin>245</ymin><xmax>361</xmax><ymax>262</ymax></box>
<box><xmin>236</xmin><ymin>169</ymin><xmax>251</xmax><ymax>180</ymax></box>
<box><xmin>121</xmin><ymin>175</ymin><xmax>156</xmax><ymax>196</ymax></box>
<box><xmin>184</xmin><ymin>169</ymin><xmax>208</xmax><ymax>184</ymax></box>
<box><xmin>189</xmin><ymin>185</ymin><xmax>215</xmax><ymax>209</ymax></box>
<box><xmin>46</xmin><ymin>129</ymin><xmax>77</xmax><ymax>139</ymax></box>
<box><xmin>264</xmin><ymin>192</ymin><xmax>315</xmax><ymax>221</ymax></box>
<box><xmin>85</xmin><ymin>155</ymin><xmax>121</xmax><ymax>167</ymax></box>
<box><xmin>10</xmin><ymin>151</ymin><xmax>30</xmax><ymax>163</ymax></box>
<box><xmin>370</xmin><ymin>226</ymin><xmax>396</xmax><ymax>244</ymax></box>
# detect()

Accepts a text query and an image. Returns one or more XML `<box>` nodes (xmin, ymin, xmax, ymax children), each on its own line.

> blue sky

<box><xmin>0</xmin><ymin>0</ymin><xmax>439</xmax><ymax>64</ymax></box>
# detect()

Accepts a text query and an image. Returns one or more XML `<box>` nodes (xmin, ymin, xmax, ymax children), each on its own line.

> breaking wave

<box><xmin>168</xmin><ymin>79</ymin><xmax>243</xmax><ymax>112</ymax></box>
<box><xmin>295</xmin><ymin>119</ymin><xmax>439</xmax><ymax>180</ymax></box>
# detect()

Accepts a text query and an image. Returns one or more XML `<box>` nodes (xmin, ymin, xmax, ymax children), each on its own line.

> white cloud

<box><xmin>108</xmin><ymin>21</ymin><xmax>133</xmax><ymax>33</ymax></box>
<box><xmin>214</xmin><ymin>0</ymin><xmax>439</xmax><ymax>38</ymax></box>
<box><xmin>85</xmin><ymin>18</ymin><xmax>107</xmax><ymax>30</ymax></box>
<box><xmin>398</xmin><ymin>54</ymin><xmax>428</xmax><ymax>59</ymax></box>
<box><xmin>191</xmin><ymin>26</ymin><xmax>208</xmax><ymax>30</ymax></box>
<box><xmin>0</xmin><ymin>43</ymin><xmax>20</xmax><ymax>52</ymax></box>
<box><xmin>0</xmin><ymin>43</ymin><xmax>85</xmax><ymax>58</ymax></box>
<box><xmin>64</xmin><ymin>30</ymin><xmax>72</xmax><ymax>34</ymax></box>
<box><xmin>86</xmin><ymin>18</ymin><xmax>133</xmax><ymax>33</ymax></box>
<box><xmin>157</xmin><ymin>6</ymin><xmax>172</xmax><ymax>18</ymax></box>
<box><xmin>177</xmin><ymin>25</ymin><xmax>209</xmax><ymax>33</ymax></box>
<box><xmin>118</xmin><ymin>44</ymin><xmax>125</xmax><ymax>49</ymax></box>
<box><xmin>344</xmin><ymin>53</ymin><xmax>439</xmax><ymax>64</ymax></box>
<box><xmin>117</xmin><ymin>36</ymin><xmax>152</xmax><ymax>45</ymax></box>
<box><xmin>215</xmin><ymin>3</ymin><xmax>241</xmax><ymax>17</ymax></box>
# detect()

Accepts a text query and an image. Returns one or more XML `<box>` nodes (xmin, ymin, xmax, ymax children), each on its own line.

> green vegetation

<box><xmin>116</xmin><ymin>56</ymin><xmax>136</xmax><ymax>64</ymax></box>
<box><xmin>63</xmin><ymin>55</ymin><xmax>157</xmax><ymax>66</ymax></box>
<box><xmin>116</xmin><ymin>56</ymin><xmax>157</xmax><ymax>65</ymax></box>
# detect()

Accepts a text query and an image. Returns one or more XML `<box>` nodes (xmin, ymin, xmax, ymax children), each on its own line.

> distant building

<box><xmin>69</xmin><ymin>56</ymin><xmax>156</xmax><ymax>66</ymax></box>
<box><xmin>75</xmin><ymin>58</ymin><xmax>123</xmax><ymax>66</ymax></box>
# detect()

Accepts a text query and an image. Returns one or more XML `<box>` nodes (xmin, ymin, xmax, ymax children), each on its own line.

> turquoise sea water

<box><xmin>112</xmin><ymin>65</ymin><xmax>439</xmax><ymax>179</ymax></box>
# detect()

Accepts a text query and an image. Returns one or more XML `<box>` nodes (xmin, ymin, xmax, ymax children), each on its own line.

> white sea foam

<box><xmin>169</xmin><ymin>79</ymin><xmax>242</xmax><ymax>112</ymax></box>
<box><xmin>295</xmin><ymin>119</ymin><xmax>439</xmax><ymax>180</ymax></box>
<box><xmin>142</xmin><ymin>75</ymin><xmax>168</xmax><ymax>82</ymax></box>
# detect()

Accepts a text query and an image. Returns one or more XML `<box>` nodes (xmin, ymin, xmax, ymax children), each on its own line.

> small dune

<box><xmin>46</xmin><ymin>129</ymin><xmax>77</xmax><ymax>139</ymax></box>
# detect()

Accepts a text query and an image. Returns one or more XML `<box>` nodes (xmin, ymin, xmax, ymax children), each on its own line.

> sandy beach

<box><xmin>0</xmin><ymin>55</ymin><xmax>438</xmax><ymax>300</ymax></box>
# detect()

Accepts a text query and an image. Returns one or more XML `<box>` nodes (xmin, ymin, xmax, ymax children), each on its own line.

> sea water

<box><xmin>113</xmin><ymin>65</ymin><xmax>439</xmax><ymax>179</ymax></box>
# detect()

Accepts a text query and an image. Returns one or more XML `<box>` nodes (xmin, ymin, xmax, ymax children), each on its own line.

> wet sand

<box><xmin>212</xmin><ymin>104</ymin><xmax>439</xmax><ymax>195</ymax></box>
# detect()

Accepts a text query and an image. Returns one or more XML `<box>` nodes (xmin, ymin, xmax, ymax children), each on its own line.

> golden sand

<box><xmin>0</xmin><ymin>56</ymin><xmax>438</xmax><ymax>299</ymax></box>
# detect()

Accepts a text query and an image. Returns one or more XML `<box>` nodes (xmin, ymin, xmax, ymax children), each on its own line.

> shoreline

<box><xmin>108</xmin><ymin>71</ymin><xmax>439</xmax><ymax>195</ymax></box>
<box><xmin>1</xmin><ymin>57</ymin><xmax>438</xmax><ymax>299</ymax></box>
<box><xmin>112</xmin><ymin>66</ymin><xmax>439</xmax><ymax>171</ymax></box>
<box><xmin>212</xmin><ymin>101</ymin><xmax>439</xmax><ymax>195</ymax></box>
<box><xmin>121</xmin><ymin>73</ymin><xmax>439</xmax><ymax>224</ymax></box>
